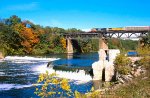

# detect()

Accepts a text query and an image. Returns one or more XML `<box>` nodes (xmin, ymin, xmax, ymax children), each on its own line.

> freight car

<box><xmin>91</xmin><ymin>26</ymin><xmax>150</xmax><ymax>32</ymax></box>
<box><xmin>124</xmin><ymin>26</ymin><xmax>150</xmax><ymax>32</ymax></box>
<box><xmin>107</xmin><ymin>27</ymin><xmax>124</xmax><ymax>31</ymax></box>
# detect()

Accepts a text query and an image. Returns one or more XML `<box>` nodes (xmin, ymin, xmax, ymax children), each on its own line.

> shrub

<box><xmin>35</xmin><ymin>72</ymin><xmax>102</xmax><ymax>98</ymax></box>
<box><xmin>117</xmin><ymin>66</ymin><xmax>132</xmax><ymax>75</ymax></box>
<box><xmin>34</xmin><ymin>71</ymin><xmax>73</xmax><ymax>98</ymax></box>
<box><xmin>114</xmin><ymin>54</ymin><xmax>132</xmax><ymax>75</ymax></box>
<box><xmin>136</xmin><ymin>45</ymin><xmax>150</xmax><ymax>56</ymax></box>
<box><xmin>136</xmin><ymin>56</ymin><xmax>150</xmax><ymax>69</ymax></box>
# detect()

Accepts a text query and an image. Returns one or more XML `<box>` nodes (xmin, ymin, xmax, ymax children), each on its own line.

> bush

<box><xmin>114</xmin><ymin>54</ymin><xmax>132</xmax><ymax>75</ymax></box>
<box><xmin>34</xmin><ymin>71</ymin><xmax>73</xmax><ymax>98</ymax></box>
<box><xmin>117</xmin><ymin>66</ymin><xmax>132</xmax><ymax>75</ymax></box>
<box><xmin>35</xmin><ymin>72</ymin><xmax>102</xmax><ymax>98</ymax></box>
<box><xmin>136</xmin><ymin>56</ymin><xmax>150</xmax><ymax>69</ymax></box>
<box><xmin>137</xmin><ymin>45</ymin><xmax>150</xmax><ymax>56</ymax></box>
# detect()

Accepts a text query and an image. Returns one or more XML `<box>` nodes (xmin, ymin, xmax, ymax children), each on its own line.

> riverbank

<box><xmin>83</xmin><ymin>55</ymin><xmax>150</xmax><ymax>98</ymax></box>
<box><xmin>84</xmin><ymin>70</ymin><xmax>150</xmax><ymax>98</ymax></box>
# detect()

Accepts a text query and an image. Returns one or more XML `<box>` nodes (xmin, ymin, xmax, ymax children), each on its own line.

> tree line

<box><xmin>0</xmin><ymin>15</ymin><xmax>139</xmax><ymax>55</ymax></box>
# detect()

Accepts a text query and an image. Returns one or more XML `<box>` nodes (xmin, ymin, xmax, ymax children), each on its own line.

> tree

<box><xmin>0</xmin><ymin>23</ymin><xmax>22</xmax><ymax>54</ymax></box>
<box><xmin>20</xmin><ymin>27</ymin><xmax>39</xmax><ymax>53</ymax></box>
<box><xmin>66</xmin><ymin>28</ymin><xmax>82</xmax><ymax>33</ymax></box>
<box><xmin>140</xmin><ymin>32</ymin><xmax>150</xmax><ymax>47</ymax></box>
<box><xmin>136</xmin><ymin>32</ymin><xmax>150</xmax><ymax>56</ymax></box>
<box><xmin>5</xmin><ymin>15</ymin><xmax>21</xmax><ymax>26</ymax></box>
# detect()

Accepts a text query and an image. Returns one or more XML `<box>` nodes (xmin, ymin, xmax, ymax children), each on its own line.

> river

<box><xmin>0</xmin><ymin>53</ymin><xmax>99</xmax><ymax>98</ymax></box>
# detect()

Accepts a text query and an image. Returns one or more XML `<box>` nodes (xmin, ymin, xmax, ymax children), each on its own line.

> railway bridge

<box><xmin>63</xmin><ymin>31</ymin><xmax>148</xmax><ymax>53</ymax></box>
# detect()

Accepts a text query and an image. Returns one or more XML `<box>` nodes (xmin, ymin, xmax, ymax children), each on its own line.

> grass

<box><xmin>106</xmin><ymin>70</ymin><xmax>150</xmax><ymax>98</ymax></box>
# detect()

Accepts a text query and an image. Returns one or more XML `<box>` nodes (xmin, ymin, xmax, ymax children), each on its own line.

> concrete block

<box><xmin>92</xmin><ymin>60</ymin><xmax>104</xmax><ymax>80</ymax></box>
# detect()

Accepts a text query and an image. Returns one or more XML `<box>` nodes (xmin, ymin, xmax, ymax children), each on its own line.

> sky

<box><xmin>0</xmin><ymin>0</ymin><xmax>150</xmax><ymax>30</ymax></box>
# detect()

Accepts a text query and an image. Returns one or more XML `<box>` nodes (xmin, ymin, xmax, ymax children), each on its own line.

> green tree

<box><xmin>5</xmin><ymin>15</ymin><xmax>21</xmax><ymax>26</ymax></box>
<box><xmin>140</xmin><ymin>32</ymin><xmax>150</xmax><ymax>47</ymax></box>
<box><xmin>66</xmin><ymin>28</ymin><xmax>82</xmax><ymax>33</ymax></box>
<box><xmin>114</xmin><ymin>54</ymin><xmax>132</xmax><ymax>75</ymax></box>
<box><xmin>0</xmin><ymin>23</ymin><xmax>23</xmax><ymax>54</ymax></box>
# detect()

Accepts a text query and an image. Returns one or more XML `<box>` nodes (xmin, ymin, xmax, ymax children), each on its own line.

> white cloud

<box><xmin>6</xmin><ymin>2</ymin><xmax>39</xmax><ymax>11</ymax></box>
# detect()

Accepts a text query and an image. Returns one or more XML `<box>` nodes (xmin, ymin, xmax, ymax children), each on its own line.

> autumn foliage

<box><xmin>13</xmin><ymin>23</ymin><xmax>39</xmax><ymax>53</ymax></box>
<box><xmin>0</xmin><ymin>15</ymin><xmax>139</xmax><ymax>55</ymax></box>
<box><xmin>60</xmin><ymin>38</ymin><xmax>66</xmax><ymax>49</ymax></box>
<box><xmin>20</xmin><ymin>28</ymin><xmax>39</xmax><ymax>53</ymax></box>
<box><xmin>34</xmin><ymin>71</ymin><xmax>73</xmax><ymax>98</ymax></box>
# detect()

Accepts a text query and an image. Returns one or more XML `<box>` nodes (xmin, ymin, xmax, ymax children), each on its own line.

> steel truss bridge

<box><xmin>63</xmin><ymin>31</ymin><xmax>149</xmax><ymax>39</ymax></box>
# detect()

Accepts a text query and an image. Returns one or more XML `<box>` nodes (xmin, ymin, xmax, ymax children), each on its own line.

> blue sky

<box><xmin>0</xmin><ymin>0</ymin><xmax>150</xmax><ymax>30</ymax></box>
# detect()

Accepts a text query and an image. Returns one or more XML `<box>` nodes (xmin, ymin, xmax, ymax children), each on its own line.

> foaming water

<box><xmin>56</xmin><ymin>70</ymin><xmax>92</xmax><ymax>82</ymax></box>
<box><xmin>33</xmin><ymin>63</ymin><xmax>92</xmax><ymax>82</ymax></box>
<box><xmin>4</xmin><ymin>56</ymin><xmax>59</xmax><ymax>63</ymax></box>
<box><xmin>0</xmin><ymin>84</ymin><xmax>33</xmax><ymax>91</ymax></box>
<box><xmin>4</xmin><ymin>56</ymin><xmax>59</xmax><ymax>61</ymax></box>
<box><xmin>1</xmin><ymin>56</ymin><xmax>94</xmax><ymax>82</ymax></box>
<box><xmin>0</xmin><ymin>53</ymin><xmax>98</xmax><ymax>97</ymax></box>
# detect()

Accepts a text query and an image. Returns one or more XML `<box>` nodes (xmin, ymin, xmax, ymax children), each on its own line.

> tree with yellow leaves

<box><xmin>60</xmin><ymin>37</ymin><xmax>66</xmax><ymax>49</ymax></box>
<box><xmin>34</xmin><ymin>71</ymin><xmax>73</xmax><ymax>98</ymax></box>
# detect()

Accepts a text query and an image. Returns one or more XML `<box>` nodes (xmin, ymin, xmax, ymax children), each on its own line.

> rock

<box><xmin>142</xmin><ymin>77</ymin><xmax>148</xmax><ymax>80</ymax></box>
<box><xmin>118</xmin><ymin>77</ymin><xmax>125</xmax><ymax>84</ymax></box>
<box><xmin>131</xmin><ymin>71</ymin><xmax>135</xmax><ymax>75</ymax></box>
<box><xmin>132</xmin><ymin>64</ymin><xmax>137</xmax><ymax>67</ymax></box>
<box><xmin>131</xmin><ymin>68</ymin><xmax>135</xmax><ymax>71</ymax></box>
<box><xmin>121</xmin><ymin>75</ymin><xmax>132</xmax><ymax>82</ymax></box>
<box><xmin>47</xmin><ymin>62</ymin><xmax>52</xmax><ymax>67</ymax></box>
<box><xmin>138</xmin><ymin>66</ymin><xmax>142</xmax><ymax>69</ymax></box>
<box><xmin>127</xmin><ymin>74</ymin><xmax>133</xmax><ymax>79</ymax></box>
<box><xmin>141</xmin><ymin>69</ymin><xmax>146</xmax><ymax>74</ymax></box>
<box><xmin>133</xmin><ymin>68</ymin><xmax>141</xmax><ymax>77</ymax></box>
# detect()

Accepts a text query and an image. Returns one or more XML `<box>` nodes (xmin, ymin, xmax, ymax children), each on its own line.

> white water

<box><xmin>34</xmin><ymin>63</ymin><xmax>92</xmax><ymax>82</ymax></box>
<box><xmin>0</xmin><ymin>56</ymin><xmax>92</xmax><ymax>91</ymax></box>
<box><xmin>4</xmin><ymin>56</ymin><xmax>59</xmax><ymax>63</ymax></box>
<box><xmin>0</xmin><ymin>84</ymin><xmax>33</xmax><ymax>91</ymax></box>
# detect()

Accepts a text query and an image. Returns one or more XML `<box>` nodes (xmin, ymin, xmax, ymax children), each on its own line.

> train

<box><xmin>91</xmin><ymin>26</ymin><xmax>150</xmax><ymax>32</ymax></box>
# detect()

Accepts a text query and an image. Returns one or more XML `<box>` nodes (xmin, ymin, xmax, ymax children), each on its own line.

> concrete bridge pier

<box><xmin>99</xmin><ymin>38</ymin><xmax>109</xmax><ymax>59</ymax></box>
<box><xmin>92</xmin><ymin>37</ymin><xmax>120</xmax><ymax>85</ymax></box>
<box><xmin>92</xmin><ymin>38</ymin><xmax>108</xmax><ymax>81</ymax></box>
<box><xmin>92</xmin><ymin>38</ymin><xmax>108</xmax><ymax>88</ymax></box>
<box><xmin>67</xmin><ymin>38</ymin><xmax>73</xmax><ymax>54</ymax></box>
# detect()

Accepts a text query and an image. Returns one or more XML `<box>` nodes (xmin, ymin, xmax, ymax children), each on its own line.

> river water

<box><xmin>0</xmin><ymin>53</ymin><xmax>99</xmax><ymax>98</ymax></box>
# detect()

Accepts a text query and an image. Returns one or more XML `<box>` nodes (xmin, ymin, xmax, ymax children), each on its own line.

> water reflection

<box><xmin>67</xmin><ymin>53</ymin><xmax>73</xmax><ymax>59</ymax></box>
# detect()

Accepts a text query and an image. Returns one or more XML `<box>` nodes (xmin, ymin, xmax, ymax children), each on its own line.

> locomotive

<box><xmin>91</xmin><ymin>26</ymin><xmax>150</xmax><ymax>32</ymax></box>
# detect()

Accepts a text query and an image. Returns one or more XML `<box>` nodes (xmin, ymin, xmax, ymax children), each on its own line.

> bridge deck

<box><xmin>63</xmin><ymin>31</ymin><xmax>148</xmax><ymax>39</ymax></box>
